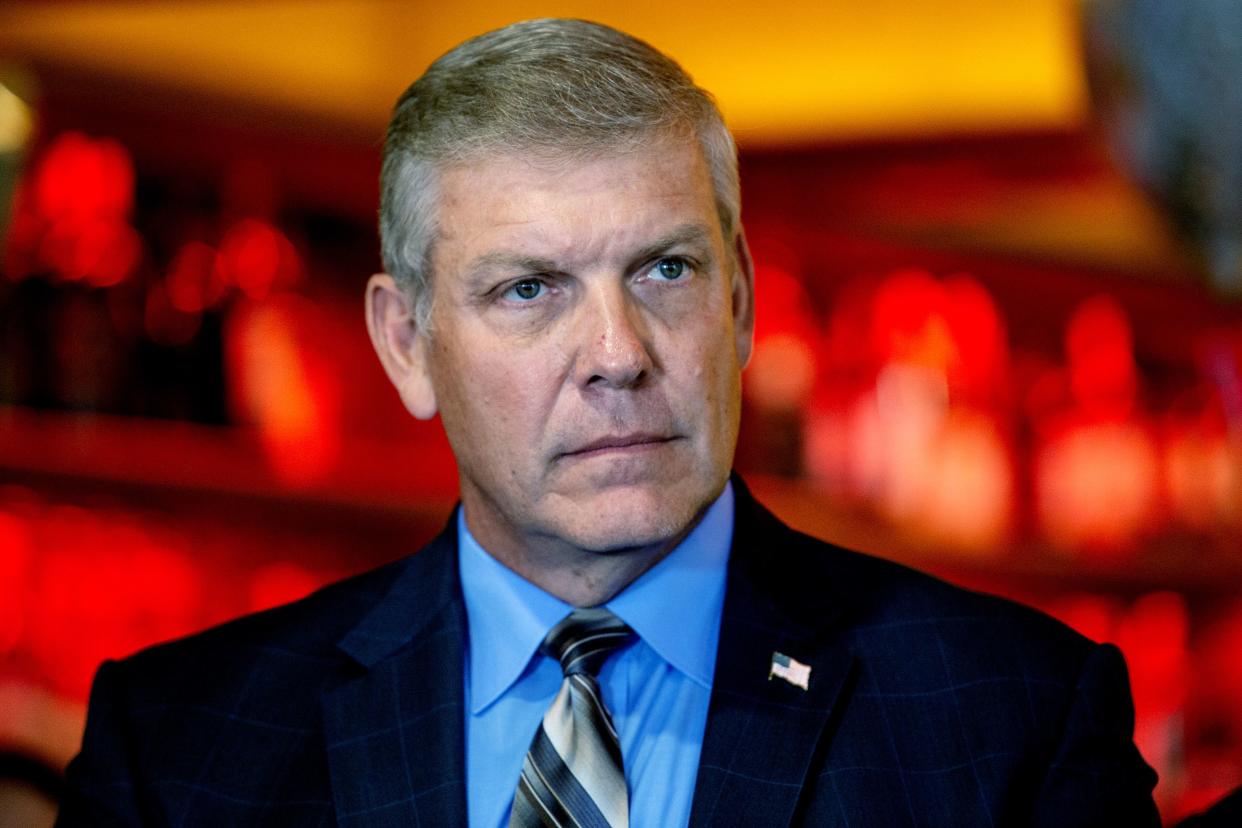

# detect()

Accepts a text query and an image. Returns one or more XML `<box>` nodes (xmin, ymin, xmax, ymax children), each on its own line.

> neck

<box><xmin>461</xmin><ymin>503</ymin><xmax>704</xmax><ymax>607</ymax></box>
<box><xmin>498</xmin><ymin>542</ymin><xmax>670</xmax><ymax>607</ymax></box>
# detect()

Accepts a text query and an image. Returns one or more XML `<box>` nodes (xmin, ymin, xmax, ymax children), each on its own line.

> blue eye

<box><xmin>653</xmin><ymin>258</ymin><xmax>686</xmax><ymax>281</ymax></box>
<box><xmin>505</xmin><ymin>279</ymin><xmax>544</xmax><ymax>301</ymax></box>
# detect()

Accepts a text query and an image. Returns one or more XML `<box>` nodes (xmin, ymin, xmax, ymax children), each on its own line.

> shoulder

<box><xmin>722</xmin><ymin>482</ymin><xmax>1158</xmax><ymax>821</ymax></box>
<box><xmin>828</xmin><ymin>538</ymin><xmax>1091</xmax><ymax>676</ymax></box>
<box><xmin>108</xmin><ymin>513</ymin><xmax>461</xmax><ymax>712</ymax></box>
<box><xmin>139</xmin><ymin>552</ymin><xmax>412</xmax><ymax>657</ymax></box>
<box><xmin>61</xmin><ymin>520</ymin><xmax>464</xmax><ymax>816</ymax></box>
<box><xmin>108</xmin><ymin>555</ymin><xmax>410</xmax><ymax>702</ymax></box>
<box><xmin>733</xmin><ymin>483</ymin><xmax>1096</xmax><ymax>678</ymax></box>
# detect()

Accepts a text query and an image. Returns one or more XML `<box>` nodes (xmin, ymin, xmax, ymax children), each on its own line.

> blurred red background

<box><xmin>1</xmin><ymin>2</ymin><xmax>1240</xmax><ymax>822</ymax></box>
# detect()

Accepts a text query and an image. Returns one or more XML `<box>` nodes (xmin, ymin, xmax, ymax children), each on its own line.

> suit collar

<box><xmin>323</xmin><ymin>512</ymin><xmax>469</xmax><ymax>827</ymax></box>
<box><xmin>321</xmin><ymin>480</ymin><xmax>860</xmax><ymax>826</ymax></box>
<box><xmin>725</xmin><ymin>476</ymin><xmax>853</xmax><ymax>635</ymax></box>
<box><xmin>336</xmin><ymin>512</ymin><xmax>461</xmax><ymax>668</ymax></box>
<box><xmin>689</xmin><ymin>476</ymin><xmax>860</xmax><ymax>828</ymax></box>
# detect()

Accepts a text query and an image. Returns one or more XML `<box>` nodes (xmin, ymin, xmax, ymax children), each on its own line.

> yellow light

<box><xmin>0</xmin><ymin>82</ymin><xmax>32</xmax><ymax>154</ymax></box>
<box><xmin>0</xmin><ymin>0</ymin><xmax>1087</xmax><ymax>145</ymax></box>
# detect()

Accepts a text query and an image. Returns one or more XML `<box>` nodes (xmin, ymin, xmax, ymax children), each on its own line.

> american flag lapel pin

<box><xmin>769</xmin><ymin>651</ymin><xmax>811</xmax><ymax>690</ymax></box>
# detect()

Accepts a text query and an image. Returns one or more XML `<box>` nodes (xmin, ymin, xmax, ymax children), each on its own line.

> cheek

<box><xmin>457</xmin><ymin>361</ymin><xmax>519</xmax><ymax>430</ymax></box>
<box><xmin>671</xmin><ymin>319</ymin><xmax>739</xmax><ymax>416</ymax></box>
<box><xmin>437</xmin><ymin>339</ymin><xmax>561</xmax><ymax>446</ymax></box>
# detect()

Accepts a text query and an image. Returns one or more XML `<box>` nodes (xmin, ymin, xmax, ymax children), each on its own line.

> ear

<box><xmin>731</xmin><ymin>228</ymin><xmax>756</xmax><ymax>369</ymax></box>
<box><xmin>365</xmin><ymin>273</ymin><xmax>438</xmax><ymax>420</ymax></box>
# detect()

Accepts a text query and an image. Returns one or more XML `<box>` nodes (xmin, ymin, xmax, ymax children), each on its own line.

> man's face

<box><xmin>414</xmin><ymin>135</ymin><xmax>752</xmax><ymax>557</ymax></box>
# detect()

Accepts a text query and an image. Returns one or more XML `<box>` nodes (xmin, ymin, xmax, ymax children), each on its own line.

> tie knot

<box><xmin>544</xmin><ymin>608</ymin><xmax>633</xmax><ymax>677</ymax></box>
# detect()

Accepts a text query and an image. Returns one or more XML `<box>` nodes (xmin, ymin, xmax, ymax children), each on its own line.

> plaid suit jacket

<box><xmin>58</xmin><ymin>478</ymin><xmax>1160</xmax><ymax>826</ymax></box>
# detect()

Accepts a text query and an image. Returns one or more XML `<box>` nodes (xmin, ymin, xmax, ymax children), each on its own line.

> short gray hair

<box><xmin>379</xmin><ymin>18</ymin><xmax>740</xmax><ymax>327</ymax></box>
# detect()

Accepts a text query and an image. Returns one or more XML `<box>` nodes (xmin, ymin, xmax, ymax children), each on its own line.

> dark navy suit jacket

<box><xmin>58</xmin><ymin>480</ymin><xmax>1160</xmax><ymax>826</ymax></box>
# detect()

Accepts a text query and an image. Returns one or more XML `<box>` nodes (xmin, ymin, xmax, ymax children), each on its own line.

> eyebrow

<box><xmin>628</xmin><ymin>223</ymin><xmax>717</xmax><ymax>269</ymax></box>
<box><xmin>464</xmin><ymin>222</ymin><xmax>718</xmax><ymax>288</ymax></box>
<box><xmin>468</xmin><ymin>252</ymin><xmax>560</xmax><ymax>280</ymax></box>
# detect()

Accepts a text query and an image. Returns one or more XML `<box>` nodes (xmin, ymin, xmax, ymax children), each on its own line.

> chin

<box><xmin>549</xmin><ymin>480</ymin><xmax>717</xmax><ymax>553</ymax></box>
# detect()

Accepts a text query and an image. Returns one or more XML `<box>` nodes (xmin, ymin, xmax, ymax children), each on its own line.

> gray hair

<box><xmin>379</xmin><ymin>18</ymin><xmax>740</xmax><ymax>327</ymax></box>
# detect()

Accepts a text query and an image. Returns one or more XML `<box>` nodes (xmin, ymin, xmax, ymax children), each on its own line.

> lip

<box><xmin>561</xmin><ymin>433</ymin><xmax>678</xmax><ymax>459</ymax></box>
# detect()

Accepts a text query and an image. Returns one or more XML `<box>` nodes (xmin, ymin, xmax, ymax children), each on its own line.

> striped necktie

<box><xmin>509</xmin><ymin>608</ymin><xmax>635</xmax><ymax>828</ymax></box>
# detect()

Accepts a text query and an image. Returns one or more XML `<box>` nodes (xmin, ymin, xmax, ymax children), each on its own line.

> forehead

<box><xmin>431</xmin><ymin>137</ymin><xmax>722</xmax><ymax>270</ymax></box>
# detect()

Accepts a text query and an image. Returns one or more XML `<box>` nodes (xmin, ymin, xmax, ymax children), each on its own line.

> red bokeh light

<box><xmin>1118</xmin><ymin>591</ymin><xmax>1191</xmax><ymax>720</ymax></box>
<box><xmin>1044</xmin><ymin>593</ymin><xmax>1124</xmax><ymax>645</ymax></box>
<box><xmin>941</xmin><ymin>274</ymin><xmax>1007</xmax><ymax>404</ymax></box>
<box><xmin>165</xmin><ymin>241</ymin><xmax>227</xmax><ymax>313</ymax></box>
<box><xmin>5</xmin><ymin>131</ymin><xmax>143</xmax><ymax>286</ymax></box>
<box><xmin>1161</xmin><ymin>398</ymin><xmax>1237</xmax><ymax>531</ymax></box>
<box><xmin>1066</xmin><ymin>295</ymin><xmax>1138</xmax><ymax>420</ymax></box>
<box><xmin>870</xmin><ymin>268</ymin><xmax>955</xmax><ymax>370</ymax></box>
<box><xmin>1035</xmin><ymin>419</ymin><xmax>1160</xmax><ymax>553</ymax></box>
<box><xmin>748</xmin><ymin>263</ymin><xmax>819</xmax><ymax>410</ymax></box>
<box><xmin>218</xmin><ymin>219</ymin><xmax>301</xmax><ymax>301</ymax></box>
<box><xmin>866</xmin><ymin>269</ymin><xmax>1008</xmax><ymax>404</ymax></box>
<box><xmin>0</xmin><ymin>510</ymin><xmax>34</xmax><ymax>655</ymax></box>
<box><xmin>31</xmin><ymin>132</ymin><xmax>133</xmax><ymax>224</ymax></box>
<box><xmin>224</xmin><ymin>295</ymin><xmax>341</xmax><ymax>485</ymax></box>
<box><xmin>805</xmin><ymin>268</ymin><xmax>1016</xmax><ymax>549</ymax></box>
<box><xmin>38</xmin><ymin>217</ymin><xmax>141</xmax><ymax>287</ymax></box>
<box><xmin>25</xmin><ymin>508</ymin><xmax>204</xmax><ymax>698</ymax></box>
<box><xmin>248</xmin><ymin>563</ymin><xmax>328</xmax><ymax>614</ymax></box>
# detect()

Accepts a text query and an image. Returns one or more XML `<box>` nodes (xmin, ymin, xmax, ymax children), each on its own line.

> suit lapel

<box><xmin>316</xmin><ymin>481</ymin><xmax>857</xmax><ymax>826</ymax></box>
<box><xmin>322</xmin><ymin>519</ymin><xmax>468</xmax><ymax>827</ymax></box>
<box><xmin>689</xmin><ymin>481</ymin><xmax>859</xmax><ymax>828</ymax></box>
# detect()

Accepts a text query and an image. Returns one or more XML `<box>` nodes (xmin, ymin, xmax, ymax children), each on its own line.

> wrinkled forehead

<box><xmin>432</xmin><ymin>137</ymin><xmax>721</xmax><ymax>261</ymax></box>
<box><xmin>441</xmin><ymin>133</ymin><xmax>719</xmax><ymax>227</ymax></box>
<box><xmin>441</xmin><ymin>124</ymin><xmax>705</xmax><ymax>187</ymax></box>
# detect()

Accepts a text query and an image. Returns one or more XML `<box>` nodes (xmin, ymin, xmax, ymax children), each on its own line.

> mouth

<box><xmin>560</xmin><ymin>433</ymin><xmax>679</xmax><ymax>460</ymax></box>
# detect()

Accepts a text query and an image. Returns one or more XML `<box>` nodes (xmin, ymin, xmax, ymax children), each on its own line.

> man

<box><xmin>58</xmin><ymin>18</ymin><xmax>1160</xmax><ymax>827</ymax></box>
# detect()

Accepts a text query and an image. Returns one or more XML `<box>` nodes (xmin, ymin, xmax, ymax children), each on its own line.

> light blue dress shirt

<box><xmin>458</xmin><ymin>482</ymin><xmax>733</xmax><ymax>828</ymax></box>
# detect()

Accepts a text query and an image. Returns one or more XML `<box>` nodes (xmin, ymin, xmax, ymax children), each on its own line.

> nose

<box><xmin>574</xmin><ymin>283</ymin><xmax>653</xmax><ymax>389</ymax></box>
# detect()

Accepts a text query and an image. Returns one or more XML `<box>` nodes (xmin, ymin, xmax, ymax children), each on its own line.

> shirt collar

<box><xmin>458</xmin><ymin>482</ymin><xmax>734</xmax><ymax>714</ymax></box>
